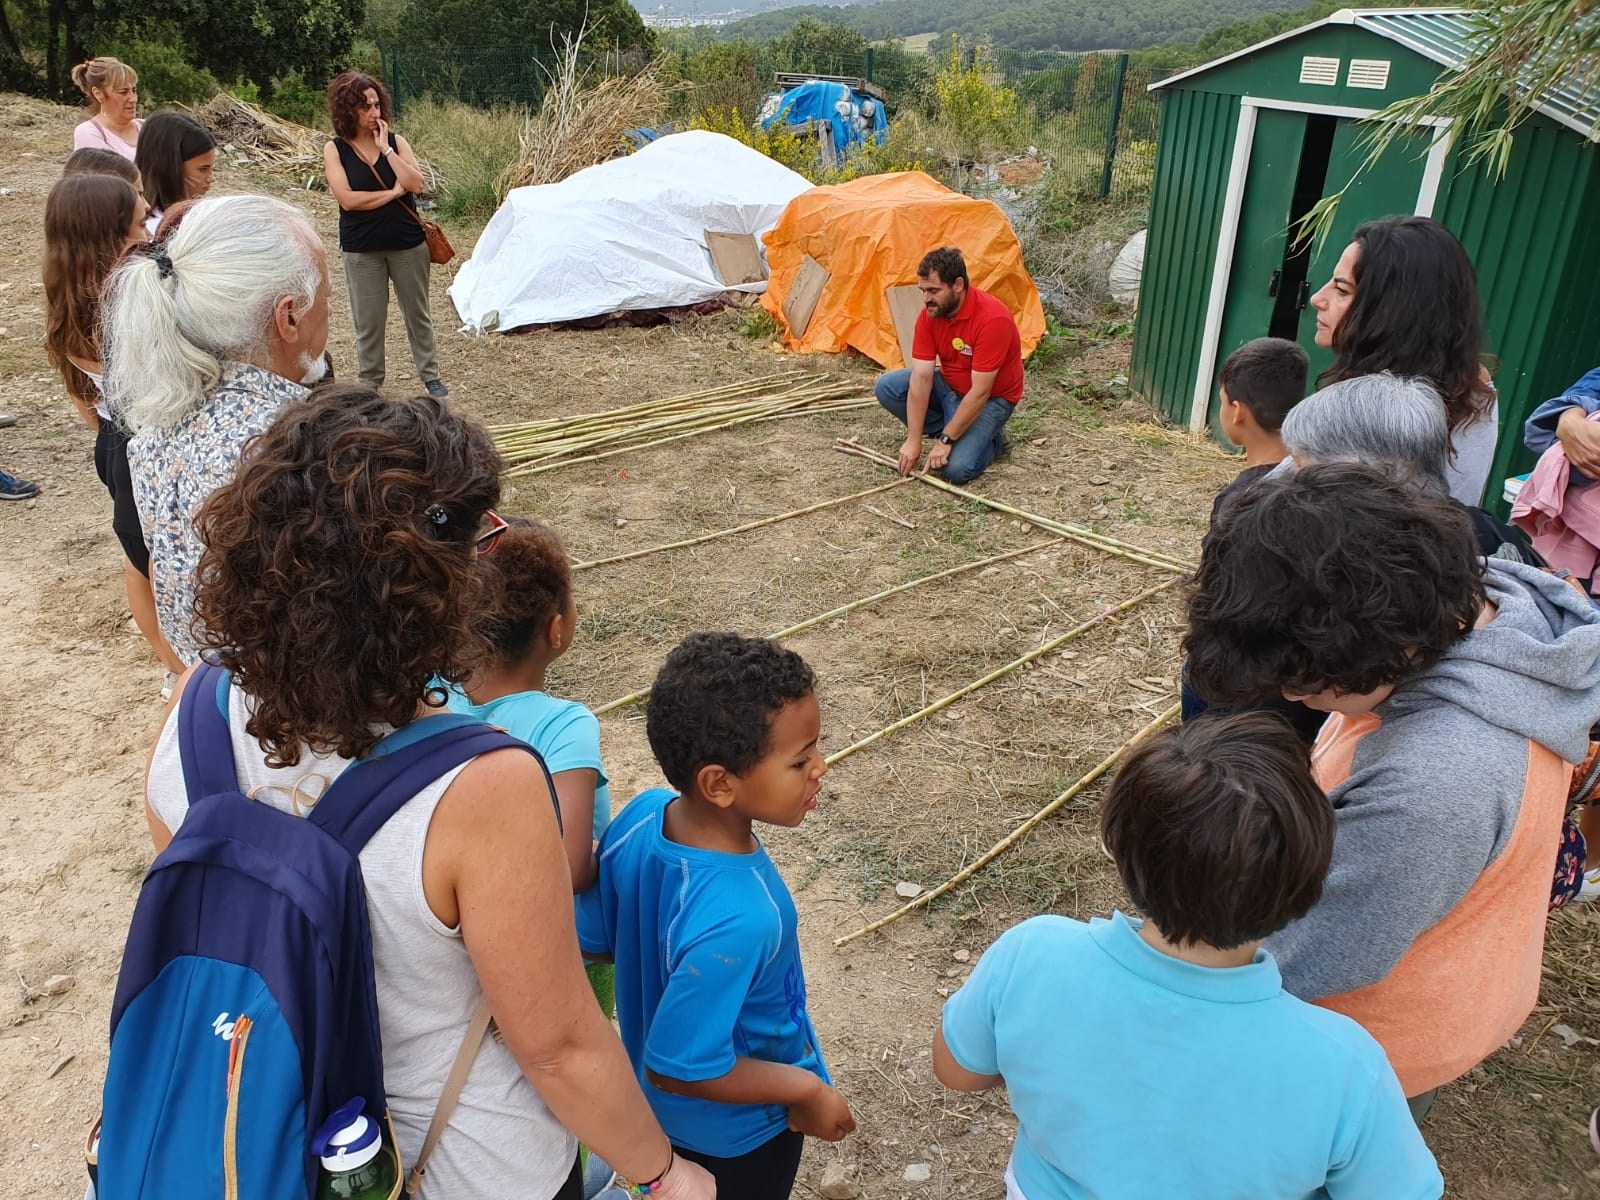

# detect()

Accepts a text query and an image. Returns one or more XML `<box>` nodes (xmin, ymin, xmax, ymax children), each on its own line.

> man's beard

<box><xmin>299</xmin><ymin>351</ymin><xmax>330</xmax><ymax>386</ymax></box>
<box><xmin>927</xmin><ymin>295</ymin><xmax>959</xmax><ymax>319</ymax></box>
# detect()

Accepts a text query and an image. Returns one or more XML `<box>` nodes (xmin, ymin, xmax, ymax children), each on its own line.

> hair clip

<box><xmin>425</xmin><ymin>504</ymin><xmax>449</xmax><ymax>527</ymax></box>
<box><xmin>149</xmin><ymin>244</ymin><xmax>175</xmax><ymax>281</ymax></box>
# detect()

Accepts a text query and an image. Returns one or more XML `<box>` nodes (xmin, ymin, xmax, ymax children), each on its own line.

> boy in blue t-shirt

<box><xmin>934</xmin><ymin>712</ymin><xmax>1443</xmax><ymax>1200</ymax></box>
<box><xmin>578</xmin><ymin>632</ymin><xmax>854</xmax><ymax>1200</ymax></box>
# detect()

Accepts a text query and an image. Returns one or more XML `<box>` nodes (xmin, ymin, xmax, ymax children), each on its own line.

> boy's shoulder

<box><xmin>1269</xmin><ymin>984</ymin><xmax>1400</xmax><ymax>1085</ymax></box>
<box><xmin>600</xmin><ymin>785</ymin><xmax>674</xmax><ymax>850</ymax></box>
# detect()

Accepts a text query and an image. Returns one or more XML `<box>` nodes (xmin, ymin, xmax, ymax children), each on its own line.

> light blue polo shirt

<box><xmin>941</xmin><ymin>913</ymin><xmax>1442</xmax><ymax>1199</ymax></box>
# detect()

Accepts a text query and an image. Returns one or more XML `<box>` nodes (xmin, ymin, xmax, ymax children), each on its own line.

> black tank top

<box><xmin>335</xmin><ymin>133</ymin><xmax>425</xmax><ymax>254</ymax></box>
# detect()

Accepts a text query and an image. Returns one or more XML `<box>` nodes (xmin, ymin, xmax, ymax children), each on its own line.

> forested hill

<box><xmin>718</xmin><ymin>0</ymin><xmax>1306</xmax><ymax>51</ymax></box>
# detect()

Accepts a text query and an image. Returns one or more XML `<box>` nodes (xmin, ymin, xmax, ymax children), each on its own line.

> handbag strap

<box><xmin>405</xmin><ymin>997</ymin><xmax>493</xmax><ymax>1195</ymax></box>
<box><xmin>346</xmin><ymin>135</ymin><xmax>429</xmax><ymax>234</ymax></box>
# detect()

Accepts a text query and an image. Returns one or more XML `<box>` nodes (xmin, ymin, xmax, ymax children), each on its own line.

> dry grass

<box><xmin>497</xmin><ymin>32</ymin><xmax>671</xmax><ymax>197</ymax></box>
<box><xmin>193</xmin><ymin>91</ymin><xmax>448</xmax><ymax>195</ymax></box>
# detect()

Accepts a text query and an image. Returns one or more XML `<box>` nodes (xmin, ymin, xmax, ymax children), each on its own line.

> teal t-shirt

<box><xmin>444</xmin><ymin>687</ymin><xmax>611</xmax><ymax>840</ymax></box>
<box><xmin>941</xmin><ymin>913</ymin><xmax>1443</xmax><ymax>1200</ymax></box>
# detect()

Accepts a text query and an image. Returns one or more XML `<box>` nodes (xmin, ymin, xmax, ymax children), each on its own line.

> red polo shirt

<box><xmin>911</xmin><ymin>285</ymin><xmax>1025</xmax><ymax>404</ymax></box>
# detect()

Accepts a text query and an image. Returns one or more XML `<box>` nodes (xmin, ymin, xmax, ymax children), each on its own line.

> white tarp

<box><xmin>448</xmin><ymin>130</ymin><xmax>813</xmax><ymax>332</ymax></box>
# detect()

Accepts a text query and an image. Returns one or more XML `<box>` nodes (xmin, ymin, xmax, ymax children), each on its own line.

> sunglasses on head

<box><xmin>425</xmin><ymin>506</ymin><xmax>508</xmax><ymax>556</ymax></box>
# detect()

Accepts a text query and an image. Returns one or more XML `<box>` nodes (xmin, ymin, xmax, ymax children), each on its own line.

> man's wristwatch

<box><xmin>937</xmin><ymin>433</ymin><xmax>955</xmax><ymax>446</ymax></box>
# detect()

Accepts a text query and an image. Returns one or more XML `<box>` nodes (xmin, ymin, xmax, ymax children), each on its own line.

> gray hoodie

<box><xmin>1269</xmin><ymin>559</ymin><xmax>1600</xmax><ymax>1003</ymax></box>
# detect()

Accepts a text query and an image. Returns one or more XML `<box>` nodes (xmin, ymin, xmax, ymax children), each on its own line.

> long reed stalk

<box><xmin>590</xmin><ymin>538</ymin><xmax>1064</xmax><ymax>716</ymax></box>
<box><xmin>833</xmin><ymin>701</ymin><xmax>1180</xmax><ymax>947</ymax></box>
<box><xmin>823</xmin><ymin>578</ymin><xmax>1179</xmax><ymax>767</ymax></box>
<box><xmin>833</xmin><ymin>439</ymin><xmax>1196</xmax><ymax>574</ymax></box>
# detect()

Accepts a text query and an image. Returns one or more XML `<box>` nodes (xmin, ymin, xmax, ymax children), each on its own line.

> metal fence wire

<box><xmin>380</xmin><ymin>43</ymin><xmax>1169</xmax><ymax>200</ymax></box>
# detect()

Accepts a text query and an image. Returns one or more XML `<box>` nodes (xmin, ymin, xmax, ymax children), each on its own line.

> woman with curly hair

<box><xmin>1308</xmin><ymin>216</ymin><xmax>1498</xmax><ymax>505</ymax></box>
<box><xmin>322</xmin><ymin>71</ymin><xmax>444</xmax><ymax>398</ymax></box>
<box><xmin>1185</xmin><ymin>460</ymin><xmax>1600</xmax><ymax>1119</ymax></box>
<box><xmin>42</xmin><ymin>171</ymin><xmax>180</xmax><ymax>676</ymax></box>
<box><xmin>71</xmin><ymin>56</ymin><xmax>141</xmax><ymax>160</ymax></box>
<box><xmin>140</xmin><ymin>385</ymin><xmax>714</xmax><ymax>1200</ymax></box>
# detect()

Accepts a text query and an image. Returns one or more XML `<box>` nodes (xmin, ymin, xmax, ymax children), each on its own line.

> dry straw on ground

<box><xmin>497</xmin><ymin>31</ymin><xmax>671</xmax><ymax>197</ymax></box>
<box><xmin>192</xmin><ymin>92</ymin><xmax>447</xmax><ymax>194</ymax></box>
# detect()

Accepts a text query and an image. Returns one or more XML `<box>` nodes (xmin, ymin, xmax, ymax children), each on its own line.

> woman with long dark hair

<box><xmin>1309</xmin><ymin>215</ymin><xmax>1498</xmax><ymax>505</ymax></box>
<box><xmin>142</xmin><ymin>386</ymin><xmax>713</xmax><ymax>1200</ymax></box>
<box><xmin>322</xmin><ymin>71</ymin><xmax>445</xmax><ymax>398</ymax></box>
<box><xmin>42</xmin><ymin>171</ymin><xmax>180</xmax><ymax>678</ymax></box>
<box><xmin>134</xmin><ymin>111</ymin><xmax>216</xmax><ymax>235</ymax></box>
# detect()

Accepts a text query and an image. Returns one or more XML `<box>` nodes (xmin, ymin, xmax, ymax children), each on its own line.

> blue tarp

<box><xmin>759</xmin><ymin>80</ymin><xmax>887</xmax><ymax>153</ymax></box>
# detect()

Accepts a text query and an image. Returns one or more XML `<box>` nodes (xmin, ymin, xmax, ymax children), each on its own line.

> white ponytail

<box><xmin>104</xmin><ymin>194</ymin><xmax>322</xmax><ymax>432</ymax></box>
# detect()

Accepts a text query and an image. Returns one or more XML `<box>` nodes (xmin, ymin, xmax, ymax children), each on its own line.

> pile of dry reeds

<box><xmin>490</xmin><ymin>372</ymin><xmax>871</xmax><ymax>477</ymax></box>
<box><xmin>192</xmin><ymin>92</ymin><xmax>446</xmax><ymax>194</ymax></box>
<box><xmin>496</xmin><ymin>29</ymin><xmax>669</xmax><ymax>197</ymax></box>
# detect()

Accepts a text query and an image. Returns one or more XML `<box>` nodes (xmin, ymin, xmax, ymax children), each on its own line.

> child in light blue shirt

<box><xmin>935</xmin><ymin>712</ymin><xmax>1443</xmax><ymax>1200</ymax></box>
<box><xmin>445</xmin><ymin>518</ymin><xmax>610</xmax><ymax>888</ymax></box>
<box><xmin>578</xmin><ymin>633</ymin><xmax>853</xmax><ymax>1200</ymax></box>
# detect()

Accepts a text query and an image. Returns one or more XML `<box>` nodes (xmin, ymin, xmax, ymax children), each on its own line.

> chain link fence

<box><xmin>380</xmin><ymin>43</ymin><xmax>1168</xmax><ymax>202</ymax></box>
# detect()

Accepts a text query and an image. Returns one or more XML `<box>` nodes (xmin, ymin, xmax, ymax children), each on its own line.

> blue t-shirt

<box><xmin>941</xmin><ymin>913</ymin><xmax>1443</xmax><ymax>1200</ymax></box>
<box><xmin>576</xmin><ymin>787</ymin><xmax>831</xmax><ymax>1156</ymax></box>
<box><xmin>445</xmin><ymin>687</ymin><xmax>611</xmax><ymax>840</ymax></box>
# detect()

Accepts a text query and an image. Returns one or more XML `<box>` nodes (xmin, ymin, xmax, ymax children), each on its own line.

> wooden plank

<box><xmin>884</xmin><ymin>284</ymin><xmax>924</xmax><ymax>369</ymax></box>
<box><xmin>783</xmin><ymin>254</ymin><xmax>831</xmax><ymax>339</ymax></box>
<box><xmin>773</xmin><ymin>72</ymin><xmax>888</xmax><ymax>102</ymax></box>
<box><xmin>705</xmin><ymin>231</ymin><xmax>766</xmax><ymax>287</ymax></box>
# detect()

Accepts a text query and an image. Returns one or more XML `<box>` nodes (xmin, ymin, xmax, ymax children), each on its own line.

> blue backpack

<box><xmin>95</xmin><ymin>662</ymin><xmax>550</xmax><ymax>1199</ymax></box>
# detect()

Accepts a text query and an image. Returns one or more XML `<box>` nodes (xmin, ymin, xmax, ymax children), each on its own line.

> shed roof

<box><xmin>1153</xmin><ymin>7</ymin><xmax>1600</xmax><ymax>142</ymax></box>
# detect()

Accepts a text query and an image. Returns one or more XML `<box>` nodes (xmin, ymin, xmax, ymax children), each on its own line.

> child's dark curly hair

<box><xmin>646</xmin><ymin>632</ymin><xmax>816</xmax><ymax>796</ymax></box>
<box><xmin>192</xmin><ymin>383</ymin><xmax>501</xmax><ymax>767</ymax></box>
<box><xmin>1103</xmin><ymin>712</ymin><xmax>1334</xmax><ymax>949</ymax></box>
<box><xmin>1184</xmin><ymin>461</ymin><xmax>1485</xmax><ymax>705</ymax></box>
<box><xmin>480</xmin><ymin>519</ymin><xmax>572</xmax><ymax>663</ymax></box>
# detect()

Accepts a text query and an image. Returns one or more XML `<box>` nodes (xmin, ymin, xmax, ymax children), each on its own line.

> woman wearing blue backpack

<box><xmin>112</xmin><ymin>385</ymin><xmax>714</xmax><ymax>1200</ymax></box>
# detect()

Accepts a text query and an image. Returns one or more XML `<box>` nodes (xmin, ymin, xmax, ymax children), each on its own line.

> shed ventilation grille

<box><xmin>1347</xmin><ymin>59</ymin><xmax>1392</xmax><ymax>89</ymax></box>
<box><xmin>1299</xmin><ymin>56</ymin><xmax>1341</xmax><ymax>86</ymax></box>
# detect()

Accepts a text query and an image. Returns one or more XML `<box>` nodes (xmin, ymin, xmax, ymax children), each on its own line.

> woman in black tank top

<box><xmin>323</xmin><ymin>72</ymin><xmax>446</xmax><ymax>398</ymax></box>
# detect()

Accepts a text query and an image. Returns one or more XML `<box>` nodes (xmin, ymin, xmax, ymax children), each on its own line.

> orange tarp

<box><xmin>760</xmin><ymin>171</ymin><xmax>1046</xmax><ymax>368</ymax></box>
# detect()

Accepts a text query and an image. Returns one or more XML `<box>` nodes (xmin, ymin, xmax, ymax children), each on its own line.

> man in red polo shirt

<box><xmin>875</xmin><ymin>246</ymin><xmax>1025</xmax><ymax>484</ymax></box>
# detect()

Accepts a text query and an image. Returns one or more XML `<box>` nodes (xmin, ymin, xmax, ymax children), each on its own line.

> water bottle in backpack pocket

<box><xmin>91</xmin><ymin>663</ymin><xmax>552</xmax><ymax>1199</ymax></box>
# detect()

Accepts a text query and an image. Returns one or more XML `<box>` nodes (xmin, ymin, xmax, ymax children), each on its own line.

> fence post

<box><xmin>383</xmin><ymin>45</ymin><xmax>401</xmax><ymax>116</ymax></box>
<box><xmin>1097</xmin><ymin>52</ymin><xmax>1130</xmax><ymax>199</ymax></box>
<box><xmin>865</xmin><ymin>46</ymin><xmax>875</xmax><ymax>83</ymax></box>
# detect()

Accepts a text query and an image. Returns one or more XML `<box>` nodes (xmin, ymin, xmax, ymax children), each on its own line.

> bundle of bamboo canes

<box><xmin>490</xmin><ymin>373</ymin><xmax>872</xmax><ymax>477</ymax></box>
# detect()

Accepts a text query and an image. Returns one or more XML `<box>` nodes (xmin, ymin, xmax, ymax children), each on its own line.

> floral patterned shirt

<box><xmin>129</xmin><ymin>363</ymin><xmax>308</xmax><ymax>666</ymax></box>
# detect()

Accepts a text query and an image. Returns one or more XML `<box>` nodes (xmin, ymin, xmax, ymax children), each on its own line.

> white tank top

<box><xmin>146</xmin><ymin>683</ymin><xmax>576</xmax><ymax>1199</ymax></box>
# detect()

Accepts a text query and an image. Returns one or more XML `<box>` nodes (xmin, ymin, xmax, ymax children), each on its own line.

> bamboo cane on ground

<box><xmin>833</xmin><ymin>701</ymin><xmax>1180</xmax><ymax>947</ymax></box>
<box><xmin>573</xmin><ymin>479</ymin><xmax>915</xmax><ymax>572</ymax></box>
<box><xmin>590</xmin><ymin>537</ymin><xmax>1066</xmax><ymax>716</ymax></box>
<box><xmin>833</xmin><ymin>439</ymin><xmax>1196</xmax><ymax>574</ymax></box>
<box><xmin>823</xmin><ymin>577</ymin><xmax>1180</xmax><ymax>767</ymax></box>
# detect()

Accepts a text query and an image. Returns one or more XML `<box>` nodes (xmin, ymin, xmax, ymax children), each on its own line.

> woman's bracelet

<box><xmin>621</xmin><ymin>1146</ymin><xmax>674</xmax><ymax>1195</ymax></box>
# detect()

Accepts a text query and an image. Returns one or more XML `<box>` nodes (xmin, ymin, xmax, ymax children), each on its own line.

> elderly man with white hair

<box><xmin>105</xmin><ymin>193</ymin><xmax>331</xmax><ymax>669</ymax></box>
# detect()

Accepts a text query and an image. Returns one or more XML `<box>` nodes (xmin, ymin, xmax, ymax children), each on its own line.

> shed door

<box><xmin>1300</xmin><ymin>121</ymin><xmax>1435</xmax><ymax>382</ymax></box>
<box><xmin>1208</xmin><ymin>110</ymin><xmax>1433</xmax><ymax>434</ymax></box>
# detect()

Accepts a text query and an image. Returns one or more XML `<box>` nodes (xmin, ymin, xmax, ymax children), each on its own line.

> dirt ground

<box><xmin>2</xmin><ymin>94</ymin><xmax>1598</xmax><ymax>1198</ymax></box>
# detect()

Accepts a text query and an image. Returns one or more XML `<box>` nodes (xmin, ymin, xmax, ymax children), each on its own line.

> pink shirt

<box><xmin>73</xmin><ymin>117</ymin><xmax>142</xmax><ymax>161</ymax></box>
<box><xmin>1510</xmin><ymin>410</ymin><xmax>1600</xmax><ymax>586</ymax></box>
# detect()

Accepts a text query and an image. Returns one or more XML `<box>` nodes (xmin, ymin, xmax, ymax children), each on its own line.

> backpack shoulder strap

<box><xmin>308</xmin><ymin>719</ymin><xmax>548</xmax><ymax>857</ymax></box>
<box><xmin>176</xmin><ymin>661</ymin><xmax>240</xmax><ymax>802</ymax></box>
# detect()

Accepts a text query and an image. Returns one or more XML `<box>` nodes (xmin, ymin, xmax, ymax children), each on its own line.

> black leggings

<box><xmin>676</xmin><ymin>1129</ymin><xmax>804</xmax><ymax>1200</ymax></box>
<box><xmin>551</xmin><ymin>1153</ymin><xmax>583</xmax><ymax>1200</ymax></box>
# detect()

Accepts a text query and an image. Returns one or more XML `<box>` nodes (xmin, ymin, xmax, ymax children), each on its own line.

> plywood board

<box><xmin>884</xmin><ymin>284</ymin><xmax>924</xmax><ymax>369</ymax></box>
<box><xmin>783</xmin><ymin>254</ymin><xmax>831</xmax><ymax>339</ymax></box>
<box><xmin>705</xmin><ymin>231</ymin><xmax>766</xmax><ymax>287</ymax></box>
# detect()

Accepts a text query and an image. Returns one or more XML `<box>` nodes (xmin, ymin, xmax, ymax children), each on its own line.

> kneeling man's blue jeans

<box><xmin>875</xmin><ymin>368</ymin><xmax>1015</xmax><ymax>484</ymax></box>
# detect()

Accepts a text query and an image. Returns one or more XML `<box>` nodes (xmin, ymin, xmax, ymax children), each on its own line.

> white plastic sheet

<box><xmin>447</xmin><ymin>131</ymin><xmax>813</xmax><ymax>333</ymax></box>
<box><xmin>1108</xmin><ymin>228</ymin><xmax>1147</xmax><ymax>307</ymax></box>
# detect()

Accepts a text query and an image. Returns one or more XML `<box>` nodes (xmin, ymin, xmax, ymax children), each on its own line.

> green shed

<box><xmin>1130</xmin><ymin>7</ymin><xmax>1600</xmax><ymax>507</ymax></box>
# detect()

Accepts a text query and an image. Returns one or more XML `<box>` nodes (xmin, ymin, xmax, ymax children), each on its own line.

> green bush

<box><xmin>260</xmin><ymin>72</ymin><xmax>329</xmax><ymax>129</ymax></box>
<box><xmin>402</xmin><ymin>97</ymin><xmax>526</xmax><ymax>220</ymax></box>
<box><xmin>108</xmin><ymin>39</ymin><xmax>220</xmax><ymax>109</ymax></box>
